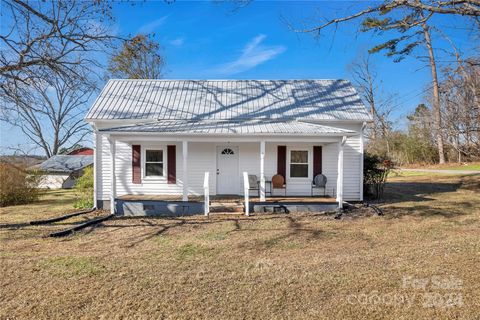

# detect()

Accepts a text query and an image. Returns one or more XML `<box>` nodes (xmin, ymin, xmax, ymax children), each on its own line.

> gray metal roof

<box><xmin>32</xmin><ymin>155</ymin><xmax>93</xmax><ymax>173</ymax></box>
<box><xmin>99</xmin><ymin>120</ymin><xmax>356</xmax><ymax>136</ymax></box>
<box><xmin>86</xmin><ymin>79</ymin><xmax>371</xmax><ymax>122</ymax></box>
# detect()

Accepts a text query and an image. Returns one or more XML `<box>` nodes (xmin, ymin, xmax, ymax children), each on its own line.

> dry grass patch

<box><xmin>0</xmin><ymin>174</ymin><xmax>479</xmax><ymax>319</ymax></box>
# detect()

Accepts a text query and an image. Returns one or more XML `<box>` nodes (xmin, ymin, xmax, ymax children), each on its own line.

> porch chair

<box><xmin>311</xmin><ymin>174</ymin><xmax>327</xmax><ymax>196</ymax></box>
<box><xmin>272</xmin><ymin>174</ymin><xmax>286</xmax><ymax>196</ymax></box>
<box><xmin>248</xmin><ymin>174</ymin><xmax>260</xmax><ymax>197</ymax></box>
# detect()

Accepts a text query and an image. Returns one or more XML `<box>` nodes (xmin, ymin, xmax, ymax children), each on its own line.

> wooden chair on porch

<box><xmin>311</xmin><ymin>174</ymin><xmax>327</xmax><ymax>196</ymax></box>
<box><xmin>272</xmin><ymin>174</ymin><xmax>286</xmax><ymax>196</ymax></box>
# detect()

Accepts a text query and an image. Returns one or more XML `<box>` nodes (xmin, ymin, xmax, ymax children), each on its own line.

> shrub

<box><xmin>73</xmin><ymin>166</ymin><xmax>94</xmax><ymax>209</ymax></box>
<box><xmin>0</xmin><ymin>163</ymin><xmax>42</xmax><ymax>206</ymax></box>
<box><xmin>363</xmin><ymin>153</ymin><xmax>393</xmax><ymax>200</ymax></box>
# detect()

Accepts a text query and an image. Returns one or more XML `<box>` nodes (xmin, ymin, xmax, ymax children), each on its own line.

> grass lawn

<box><xmin>1</xmin><ymin>174</ymin><xmax>479</xmax><ymax>319</ymax></box>
<box><xmin>402</xmin><ymin>162</ymin><xmax>480</xmax><ymax>171</ymax></box>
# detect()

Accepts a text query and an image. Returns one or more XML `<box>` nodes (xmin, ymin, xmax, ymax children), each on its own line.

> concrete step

<box><xmin>210</xmin><ymin>202</ymin><xmax>244</xmax><ymax>213</ymax></box>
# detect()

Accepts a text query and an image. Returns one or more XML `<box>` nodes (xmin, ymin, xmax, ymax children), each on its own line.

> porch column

<box><xmin>182</xmin><ymin>140</ymin><xmax>188</xmax><ymax>201</ymax></box>
<box><xmin>92</xmin><ymin>127</ymin><xmax>98</xmax><ymax>209</ymax></box>
<box><xmin>109</xmin><ymin>136</ymin><xmax>116</xmax><ymax>214</ymax></box>
<box><xmin>260</xmin><ymin>140</ymin><xmax>266</xmax><ymax>201</ymax></box>
<box><xmin>336</xmin><ymin>136</ymin><xmax>347</xmax><ymax>209</ymax></box>
<box><xmin>359</xmin><ymin>122</ymin><xmax>366</xmax><ymax>201</ymax></box>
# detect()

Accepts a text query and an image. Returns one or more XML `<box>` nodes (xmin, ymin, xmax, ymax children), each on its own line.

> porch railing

<box><xmin>243</xmin><ymin>172</ymin><xmax>249</xmax><ymax>216</ymax></box>
<box><xmin>203</xmin><ymin>172</ymin><xmax>209</xmax><ymax>216</ymax></box>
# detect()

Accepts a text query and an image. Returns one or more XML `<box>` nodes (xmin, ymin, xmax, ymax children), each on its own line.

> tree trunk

<box><xmin>369</xmin><ymin>81</ymin><xmax>377</xmax><ymax>141</ymax></box>
<box><xmin>422</xmin><ymin>20</ymin><xmax>446</xmax><ymax>164</ymax></box>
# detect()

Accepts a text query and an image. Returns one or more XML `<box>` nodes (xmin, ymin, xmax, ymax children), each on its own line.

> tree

<box><xmin>440</xmin><ymin>56</ymin><xmax>480</xmax><ymax>161</ymax></box>
<box><xmin>1</xmin><ymin>68</ymin><xmax>95</xmax><ymax>158</ymax></box>
<box><xmin>348</xmin><ymin>54</ymin><xmax>379</xmax><ymax>139</ymax></box>
<box><xmin>404</xmin><ymin>103</ymin><xmax>438</xmax><ymax>163</ymax></box>
<box><xmin>108</xmin><ymin>34</ymin><xmax>165</xmax><ymax>79</ymax></box>
<box><xmin>0</xmin><ymin>0</ymin><xmax>115</xmax><ymax>84</ymax></box>
<box><xmin>291</xmin><ymin>2</ymin><xmax>480</xmax><ymax>163</ymax></box>
<box><xmin>348</xmin><ymin>53</ymin><xmax>396</xmax><ymax>156</ymax></box>
<box><xmin>0</xmin><ymin>0</ymin><xmax>120</xmax><ymax>157</ymax></box>
<box><xmin>294</xmin><ymin>1</ymin><xmax>480</xmax><ymax>33</ymax></box>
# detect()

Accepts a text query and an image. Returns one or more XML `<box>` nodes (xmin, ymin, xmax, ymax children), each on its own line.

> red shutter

<box><xmin>132</xmin><ymin>145</ymin><xmax>141</xmax><ymax>184</ymax></box>
<box><xmin>313</xmin><ymin>146</ymin><xmax>323</xmax><ymax>177</ymax></box>
<box><xmin>277</xmin><ymin>146</ymin><xmax>286</xmax><ymax>178</ymax></box>
<box><xmin>167</xmin><ymin>145</ymin><xmax>176</xmax><ymax>184</ymax></box>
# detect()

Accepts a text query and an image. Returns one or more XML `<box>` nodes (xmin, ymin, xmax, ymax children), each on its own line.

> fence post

<box><xmin>203</xmin><ymin>172</ymin><xmax>209</xmax><ymax>216</ymax></box>
<box><xmin>243</xmin><ymin>172</ymin><xmax>249</xmax><ymax>216</ymax></box>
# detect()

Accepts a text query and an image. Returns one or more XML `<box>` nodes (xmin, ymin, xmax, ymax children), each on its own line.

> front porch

<box><xmin>97</xmin><ymin>128</ymin><xmax>363</xmax><ymax>216</ymax></box>
<box><xmin>116</xmin><ymin>194</ymin><xmax>338</xmax><ymax>216</ymax></box>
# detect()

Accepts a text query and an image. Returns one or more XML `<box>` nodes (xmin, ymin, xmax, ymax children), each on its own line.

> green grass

<box><xmin>389</xmin><ymin>170</ymin><xmax>438</xmax><ymax>177</ymax></box>
<box><xmin>0</xmin><ymin>189</ymin><xmax>77</xmax><ymax>224</ymax></box>
<box><xmin>448</xmin><ymin>164</ymin><xmax>480</xmax><ymax>170</ymax></box>
<box><xmin>175</xmin><ymin>243</ymin><xmax>215</xmax><ymax>260</ymax></box>
<box><xmin>39</xmin><ymin>256</ymin><xmax>105</xmax><ymax>277</ymax></box>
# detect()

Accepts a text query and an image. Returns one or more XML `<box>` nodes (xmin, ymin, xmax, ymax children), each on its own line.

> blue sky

<box><xmin>1</xmin><ymin>1</ymin><xmax>477</xmax><ymax>155</ymax></box>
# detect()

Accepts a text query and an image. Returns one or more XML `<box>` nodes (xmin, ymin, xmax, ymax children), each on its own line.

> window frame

<box><xmin>287</xmin><ymin>147</ymin><xmax>311</xmax><ymax>180</ymax></box>
<box><xmin>142</xmin><ymin>146</ymin><xmax>166</xmax><ymax>180</ymax></box>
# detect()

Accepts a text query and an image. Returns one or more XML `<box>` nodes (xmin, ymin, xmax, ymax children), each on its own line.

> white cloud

<box><xmin>138</xmin><ymin>16</ymin><xmax>168</xmax><ymax>34</ymax></box>
<box><xmin>170</xmin><ymin>37</ymin><xmax>185</xmax><ymax>47</ymax></box>
<box><xmin>215</xmin><ymin>34</ymin><xmax>286</xmax><ymax>75</ymax></box>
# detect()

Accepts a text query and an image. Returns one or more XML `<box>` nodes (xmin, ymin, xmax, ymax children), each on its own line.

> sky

<box><xmin>0</xmin><ymin>0</ymin><xmax>477</xmax><ymax>155</ymax></box>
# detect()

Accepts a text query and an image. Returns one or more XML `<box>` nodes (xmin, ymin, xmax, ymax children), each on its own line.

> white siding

<box><xmin>96</xmin><ymin>134</ymin><xmax>363</xmax><ymax>201</ymax></box>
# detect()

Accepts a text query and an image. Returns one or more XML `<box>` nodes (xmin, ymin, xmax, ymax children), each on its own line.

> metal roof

<box><xmin>32</xmin><ymin>155</ymin><xmax>93</xmax><ymax>173</ymax></box>
<box><xmin>86</xmin><ymin>79</ymin><xmax>371</xmax><ymax>122</ymax></box>
<box><xmin>99</xmin><ymin>120</ymin><xmax>356</xmax><ymax>136</ymax></box>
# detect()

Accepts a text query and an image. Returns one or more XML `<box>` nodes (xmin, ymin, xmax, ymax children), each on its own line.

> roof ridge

<box><xmin>106</xmin><ymin>79</ymin><xmax>350</xmax><ymax>82</ymax></box>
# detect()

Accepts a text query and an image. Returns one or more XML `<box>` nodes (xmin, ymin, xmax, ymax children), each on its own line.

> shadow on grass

<box><xmin>370</xmin><ymin>174</ymin><xmax>480</xmax><ymax>219</ymax></box>
<box><xmin>98</xmin><ymin>214</ymin><xmax>330</xmax><ymax>248</ymax></box>
<box><xmin>384</xmin><ymin>202</ymin><xmax>473</xmax><ymax>219</ymax></box>
<box><xmin>382</xmin><ymin>181</ymin><xmax>462</xmax><ymax>204</ymax></box>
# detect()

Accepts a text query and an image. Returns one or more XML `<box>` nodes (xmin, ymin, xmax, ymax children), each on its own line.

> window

<box><xmin>221</xmin><ymin>148</ymin><xmax>235</xmax><ymax>155</ymax></box>
<box><xmin>290</xmin><ymin>150</ymin><xmax>309</xmax><ymax>178</ymax></box>
<box><xmin>145</xmin><ymin>149</ymin><xmax>164</xmax><ymax>177</ymax></box>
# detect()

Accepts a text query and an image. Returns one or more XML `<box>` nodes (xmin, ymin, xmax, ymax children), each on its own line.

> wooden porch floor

<box><xmin>117</xmin><ymin>194</ymin><xmax>336</xmax><ymax>203</ymax></box>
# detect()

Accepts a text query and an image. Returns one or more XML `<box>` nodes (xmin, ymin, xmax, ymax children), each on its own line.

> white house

<box><xmin>85</xmin><ymin>79</ymin><xmax>371</xmax><ymax>215</ymax></box>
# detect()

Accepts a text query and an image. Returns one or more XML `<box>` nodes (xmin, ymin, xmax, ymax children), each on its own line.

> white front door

<box><xmin>216</xmin><ymin>146</ymin><xmax>239</xmax><ymax>194</ymax></box>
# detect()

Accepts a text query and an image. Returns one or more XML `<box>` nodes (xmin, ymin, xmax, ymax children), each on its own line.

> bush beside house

<box><xmin>0</xmin><ymin>163</ymin><xmax>43</xmax><ymax>207</ymax></box>
<box><xmin>73</xmin><ymin>166</ymin><xmax>94</xmax><ymax>209</ymax></box>
<box><xmin>363</xmin><ymin>153</ymin><xmax>393</xmax><ymax>200</ymax></box>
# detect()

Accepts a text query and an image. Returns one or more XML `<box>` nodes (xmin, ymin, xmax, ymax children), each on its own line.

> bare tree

<box><xmin>1</xmin><ymin>68</ymin><xmax>95</xmax><ymax>158</ymax></box>
<box><xmin>348</xmin><ymin>54</ymin><xmax>379</xmax><ymax>140</ymax></box>
<box><xmin>441</xmin><ymin>57</ymin><xmax>480</xmax><ymax>161</ymax></box>
<box><xmin>348</xmin><ymin>53</ymin><xmax>397</xmax><ymax>155</ymax></box>
<box><xmin>0</xmin><ymin>0</ymin><xmax>115</xmax><ymax>83</ymax></box>
<box><xmin>0</xmin><ymin>0</ymin><xmax>121</xmax><ymax>156</ymax></box>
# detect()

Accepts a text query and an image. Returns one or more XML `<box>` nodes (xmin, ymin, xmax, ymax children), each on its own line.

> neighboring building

<box><xmin>86</xmin><ymin>79</ymin><xmax>371</xmax><ymax>215</ymax></box>
<box><xmin>67</xmin><ymin>147</ymin><xmax>94</xmax><ymax>156</ymax></box>
<box><xmin>32</xmin><ymin>155</ymin><xmax>93</xmax><ymax>189</ymax></box>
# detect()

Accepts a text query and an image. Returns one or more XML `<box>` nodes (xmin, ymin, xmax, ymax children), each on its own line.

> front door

<box><xmin>216</xmin><ymin>146</ymin><xmax>239</xmax><ymax>194</ymax></box>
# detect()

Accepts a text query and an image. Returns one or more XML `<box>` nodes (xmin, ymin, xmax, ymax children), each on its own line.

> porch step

<box><xmin>210</xmin><ymin>202</ymin><xmax>244</xmax><ymax>213</ymax></box>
